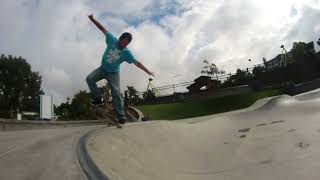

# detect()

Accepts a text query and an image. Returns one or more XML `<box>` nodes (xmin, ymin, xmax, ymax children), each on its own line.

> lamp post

<box><xmin>280</xmin><ymin>45</ymin><xmax>288</xmax><ymax>67</ymax></box>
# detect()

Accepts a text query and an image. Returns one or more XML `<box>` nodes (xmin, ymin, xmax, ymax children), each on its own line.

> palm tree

<box><xmin>127</xmin><ymin>86</ymin><xmax>139</xmax><ymax>103</ymax></box>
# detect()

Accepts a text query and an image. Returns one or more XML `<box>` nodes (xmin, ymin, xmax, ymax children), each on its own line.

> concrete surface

<box><xmin>77</xmin><ymin>128</ymin><xmax>109</xmax><ymax>180</ymax></box>
<box><xmin>87</xmin><ymin>88</ymin><xmax>320</xmax><ymax>180</ymax></box>
<box><xmin>0</xmin><ymin>125</ymin><xmax>100</xmax><ymax>180</ymax></box>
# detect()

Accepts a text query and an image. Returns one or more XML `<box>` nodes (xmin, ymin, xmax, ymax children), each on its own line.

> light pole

<box><xmin>280</xmin><ymin>45</ymin><xmax>288</xmax><ymax>67</ymax></box>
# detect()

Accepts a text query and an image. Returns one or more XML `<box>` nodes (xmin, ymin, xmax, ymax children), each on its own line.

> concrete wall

<box><xmin>0</xmin><ymin>119</ymin><xmax>106</xmax><ymax>131</ymax></box>
<box><xmin>288</xmin><ymin>78</ymin><xmax>320</xmax><ymax>95</ymax></box>
<box><xmin>185</xmin><ymin>85</ymin><xmax>252</xmax><ymax>101</ymax></box>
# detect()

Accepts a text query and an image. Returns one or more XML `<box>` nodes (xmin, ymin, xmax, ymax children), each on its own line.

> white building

<box><xmin>40</xmin><ymin>95</ymin><xmax>54</xmax><ymax>120</ymax></box>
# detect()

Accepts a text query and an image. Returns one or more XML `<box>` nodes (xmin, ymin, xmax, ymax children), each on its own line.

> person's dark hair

<box><xmin>119</xmin><ymin>32</ymin><xmax>132</xmax><ymax>42</ymax></box>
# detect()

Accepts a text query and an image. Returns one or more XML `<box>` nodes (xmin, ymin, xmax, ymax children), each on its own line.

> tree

<box><xmin>252</xmin><ymin>66</ymin><xmax>266</xmax><ymax>79</ymax></box>
<box><xmin>222</xmin><ymin>69</ymin><xmax>252</xmax><ymax>87</ymax></box>
<box><xmin>290</xmin><ymin>42</ymin><xmax>320</xmax><ymax>80</ymax></box>
<box><xmin>292</xmin><ymin>42</ymin><xmax>316</xmax><ymax>61</ymax></box>
<box><xmin>0</xmin><ymin>54</ymin><xmax>43</xmax><ymax>118</ymax></box>
<box><xmin>69</xmin><ymin>91</ymin><xmax>91</xmax><ymax>120</ymax></box>
<box><xmin>143</xmin><ymin>90</ymin><xmax>157</xmax><ymax>104</ymax></box>
<box><xmin>55</xmin><ymin>91</ymin><xmax>93</xmax><ymax>120</ymax></box>
<box><xmin>20</xmin><ymin>71</ymin><xmax>43</xmax><ymax>112</ymax></box>
<box><xmin>126</xmin><ymin>86</ymin><xmax>139</xmax><ymax>104</ymax></box>
<box><xmin>201</xmin><ymin>60</ymin><xmax>225</xmax><ymax>80</ymax></box>
<box><xmin>55</xmin><ymin>102</ymin><xmax>70</xmax><ymax>120</ymax></box>
<box><xmin>55</xmin><ymin>83</ymin><xmax>114</xmax><ymax>120</ymax></box>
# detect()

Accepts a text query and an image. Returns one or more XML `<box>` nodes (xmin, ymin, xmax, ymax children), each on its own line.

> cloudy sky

<box><xmin>1</xmin><ymin>0</ymin><xmax>320</xmax><ymax>105</ymax></box>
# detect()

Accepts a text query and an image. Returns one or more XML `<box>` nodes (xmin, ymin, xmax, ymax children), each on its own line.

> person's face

<box><xmin>118</xmin><ymin>38</ymin><xmax>130</xmax><ymax>49</ymax></box>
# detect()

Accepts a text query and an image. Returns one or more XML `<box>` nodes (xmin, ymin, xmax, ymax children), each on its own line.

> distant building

<box><xmin>264</xmin><ymin>53</ymin><xmax>293</xmax><ymax>70</ymax></box>
<box><xmin>265</xmin><ymin>54</ymin><xmax>283</xmax><ymax>70</ymax></box>
<box><xmin>265</xmin><ymin>41</ymin><xmax>315</xmax><ymax>70</ymax></box>
<box><xmin>40</xmin><ymin>95</ymin><xmax>54</xmax><ymax>120</ymax></box>
<box><xmin>22</xmin><ymin>112</ymin><xmax>38</xmax><ymax>116</ymax></box>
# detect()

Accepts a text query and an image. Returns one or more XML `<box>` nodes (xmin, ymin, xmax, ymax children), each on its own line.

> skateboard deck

<box><xmin>93</xmin><ymin>105</ymin><xmax>122</xmax><ymax>128</ymax></box>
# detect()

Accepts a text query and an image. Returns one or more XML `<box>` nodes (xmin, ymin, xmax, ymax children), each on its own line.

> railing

<box><xmin>137</xmin><ymin>64</ymin><xmax>265</xmax><ymax>97</ymax></box>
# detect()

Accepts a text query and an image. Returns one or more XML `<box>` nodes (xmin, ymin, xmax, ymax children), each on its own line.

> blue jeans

<box><xmin>86</xmin><ymin>67</ymin><xmax>125</xmax><ymax>119</ymax></box>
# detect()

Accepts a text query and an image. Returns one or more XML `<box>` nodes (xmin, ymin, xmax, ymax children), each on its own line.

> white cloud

<box><xmin>42</xmin><ymin>67</ymin><xmax>73</xmax><ymax>104</ymax></box>
<box><xmin>1</xmin><ymin>0</ymin><xmax>319</xmax><ymax>105</ymax></box>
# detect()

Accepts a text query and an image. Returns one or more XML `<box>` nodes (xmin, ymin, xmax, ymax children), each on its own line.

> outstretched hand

<box><xmin>87</xmin><ymin>14</ymin><xmax>108</xmax><ymax>34</ymax></box>
<box><xmin>88</xmin><ymin>14</ymin><xmax>94</xmax><ymax>21</ymax></box>
<box><xmin>149</xmin><ymin>72</ymin><xmax>155</xmax><ymax>77</ymax></box>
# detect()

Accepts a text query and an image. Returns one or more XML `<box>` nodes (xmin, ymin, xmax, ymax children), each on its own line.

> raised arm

<box><xmin>134</xmin><ymin>60</ymin><xmax>154</xmax><ymax>76</ymax></box>
<box><xmin>88</xmin><ymin>14</ymin><xmax>107</xmax><ymax>34</ymax></box>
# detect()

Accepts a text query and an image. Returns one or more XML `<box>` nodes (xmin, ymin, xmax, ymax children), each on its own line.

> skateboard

<box><xmin>92</xmin><ymin>104</ymin><xmax>122</xmax><ymax>128</ymax></box>
<box><xmin>91</xmin><ymin>83</ymin><xmax>123</xmax><ymax>128</ymax></box>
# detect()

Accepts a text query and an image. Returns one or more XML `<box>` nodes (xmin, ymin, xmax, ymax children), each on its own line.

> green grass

<box><xmin>137</xmin><ymin>89</ymin><xmax>283</xmax><ymax>120</ymax></box>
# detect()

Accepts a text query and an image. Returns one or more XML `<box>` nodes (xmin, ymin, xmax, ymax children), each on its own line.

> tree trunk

<box><xmin>10</xmin><ymin>105</ymin><xmax>13</xmax><ymax>119</ymax></box>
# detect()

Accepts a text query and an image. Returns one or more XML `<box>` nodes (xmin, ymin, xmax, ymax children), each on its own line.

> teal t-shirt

<box><xmin>100</xmin><ymin>32</ymin><xmax>136</xmax><ymax>72</ymax></box>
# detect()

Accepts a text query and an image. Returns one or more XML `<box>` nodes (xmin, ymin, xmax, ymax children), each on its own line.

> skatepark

<box><xmin>1</xmin><ymin>1</ymin><xmax>320</xmax><ymax>179</ymax></box>
<box><xmin>80</xmin><ymin>88</ymin><xmax>320</xmax><ymax>180</ymax></box>
<box><xmin>1</xmin><ymin>88</ymin><xmax>320</xmax><ymax>180</ymax></box>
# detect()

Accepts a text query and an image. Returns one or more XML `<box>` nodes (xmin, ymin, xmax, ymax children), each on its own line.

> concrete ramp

<box><xmin>86</xmin><ymin>89</ymin><xmax>320</xmax><ymax>180</ymax></box>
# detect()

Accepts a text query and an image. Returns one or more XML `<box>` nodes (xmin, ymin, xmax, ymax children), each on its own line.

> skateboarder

<box><xmin>86</xmin><ymin>14</ymin><xmax>154</xmax><ymax>124</ymax></box>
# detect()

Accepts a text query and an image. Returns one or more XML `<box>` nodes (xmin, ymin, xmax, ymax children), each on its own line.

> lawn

<box><xmin>136</xmin><ymin>89</ymin><xmax>283</xmax><ymax>120</ymax></box>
